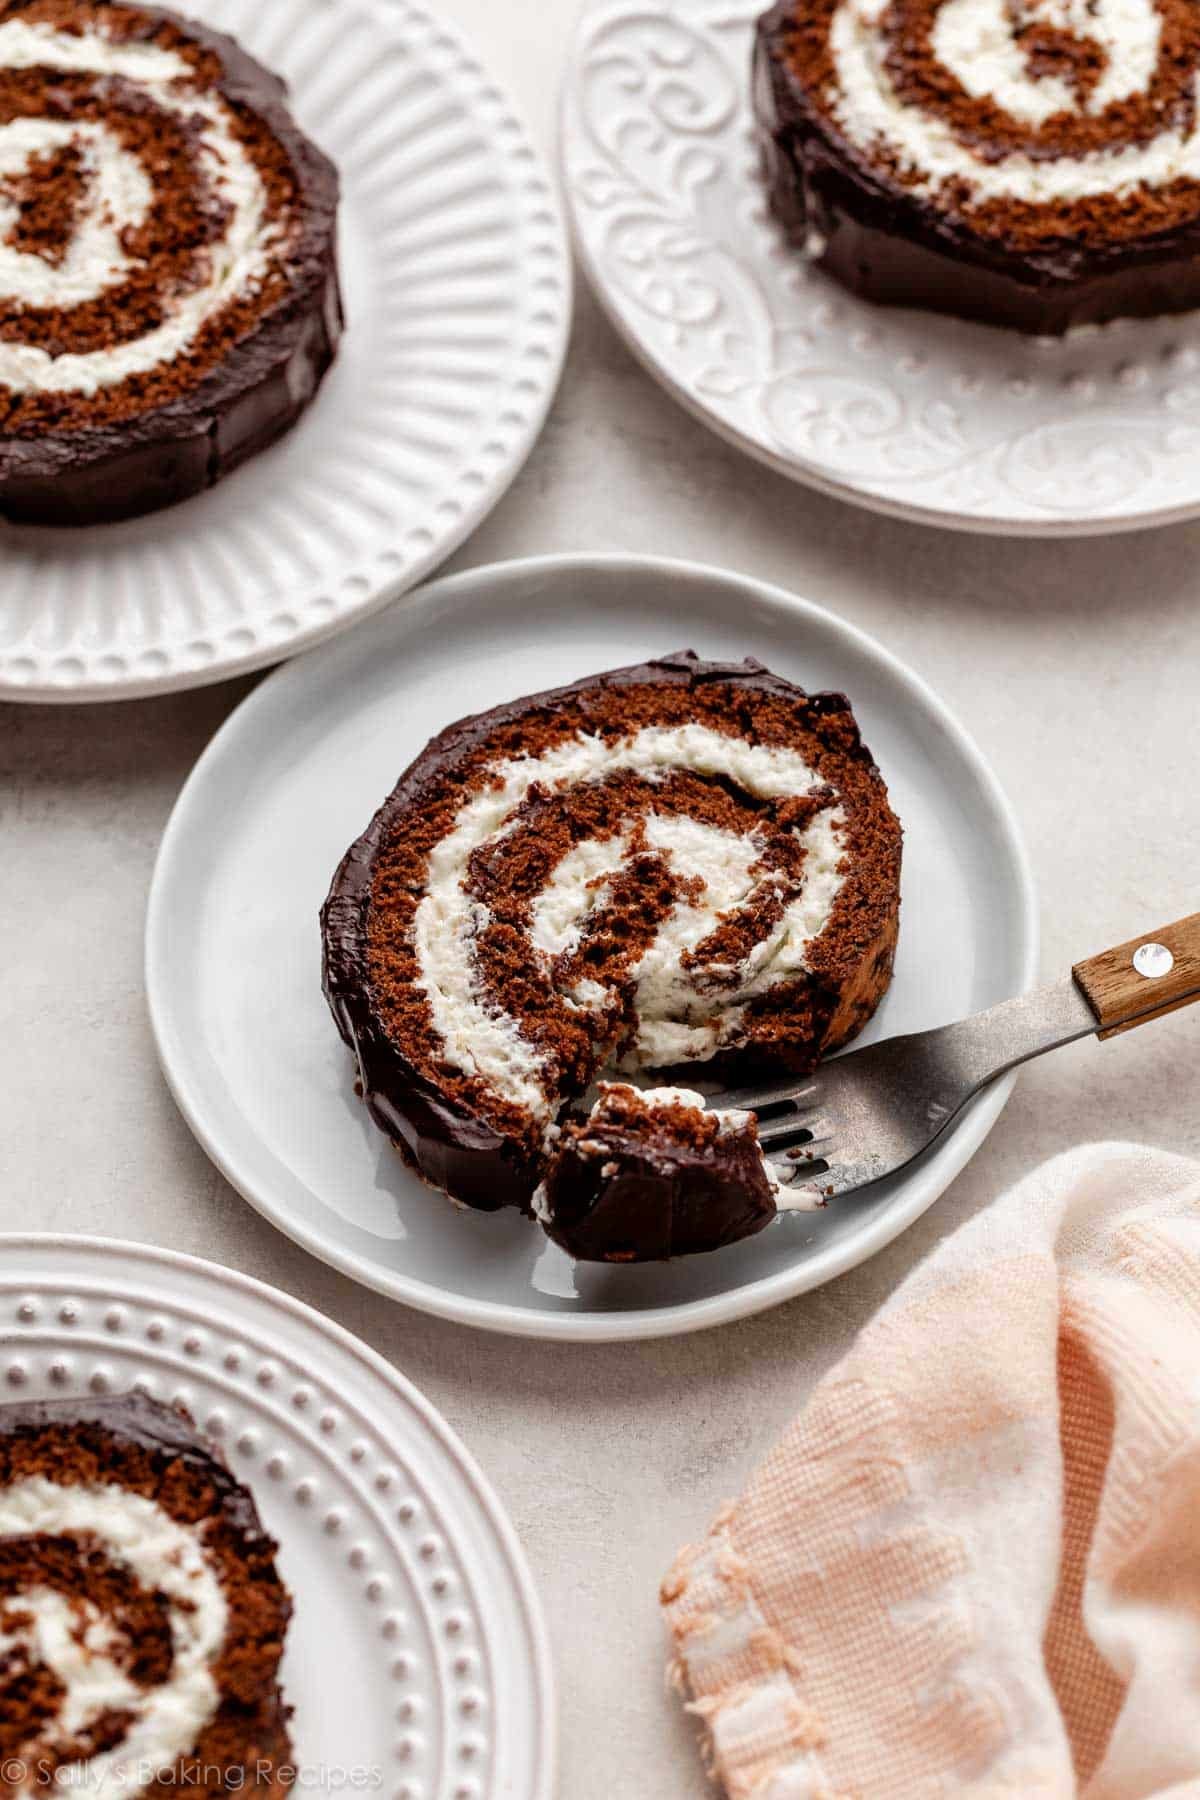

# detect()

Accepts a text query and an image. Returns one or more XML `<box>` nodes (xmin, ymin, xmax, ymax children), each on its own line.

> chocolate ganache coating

<box><xmin>322</xmin><ymin>651</ymin><xmax>902</xmax><ymax>1230</ymax></box>
<box><xmin>754</xmin><ymin>0</ymin><xmax>1200</xmax><ymax>334</ymax></box>
<box><xmin>0</xmin><ymin>0</ymin><xmax>342</xmax><ymax>525</ymax></box>
<box><xmin>0</xmin><ymin>1390</ymin><xmax>269</xmax><ymax>1540</ymax></box>
<box><xmin>536</xmin><ymin>1085</ymin><xmax>781</xmax><ymax>1263</ymax></box>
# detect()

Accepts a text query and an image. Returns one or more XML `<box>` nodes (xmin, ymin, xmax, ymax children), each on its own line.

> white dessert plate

<box><xmin>0</xmin><ymin>0</ymin><xmax>570</xmax><ymax>702</ymax></box>
<box><xmin>562</xmin><ymin>0</ymin><xmax>1200</xmax><ymax>537</ymax></box>
<box><xmin>147</xmin><ymin>554</ymin><xmax>1037</xmax><ymax>1341</ymax></box>
<box><xmin>0</xmin><ymin>1235</ymin><xmax>555</xmax><ymax>1798</ymax></box>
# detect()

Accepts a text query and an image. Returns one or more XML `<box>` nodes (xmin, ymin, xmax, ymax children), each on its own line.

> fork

<box><xmin>711</xmin><ymin>911</ymin><xmax>1200</xmax><ymax>1204</ymax></box>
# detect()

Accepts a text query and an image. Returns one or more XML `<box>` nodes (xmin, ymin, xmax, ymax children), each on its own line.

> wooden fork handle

<box><xmin>1073</xmin><ymin>912</ymin><xmax>1200</xmax><ymax>1040</ymax></box>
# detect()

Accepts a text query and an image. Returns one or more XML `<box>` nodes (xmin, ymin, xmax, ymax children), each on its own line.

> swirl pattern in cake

<box><xmin>0</xmin><ymin>0</ymin><xmax>341</xmax><ymax>523</ymax></box>
<box><xmin>0</xmin><ymin>1393</ymin><xmax>292</xmax><ymax>1799</ymax></box>
<box><xmin>322</xmin><ymin>653</ymin><xmax>903</xmax><ymax>1221</ymax></box>
<box><xmin>755</xmin><ymin>0</ymin><xmax>1200</xmax><ymax>331</ymax></box>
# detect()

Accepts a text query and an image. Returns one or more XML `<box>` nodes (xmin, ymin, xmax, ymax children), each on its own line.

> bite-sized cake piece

<box><xmin>322</xmin><ymin>651</ymin><xmax>902</xmax><ymax>1219</ymax></box>
<box><xmin>534</xmin><ymin>1082</ymin><xmax>805</xmax><ymax>1263</ymax></box>
<box><xmin>0</xmin><ymin>1392</ymin><xmax>293</xmax><ymax>1797</ymax></box>
<box><xmin>0</xmin><ymin>0</ymin><xmax>342</xmax><ymax>525</ymax></box>
<box><xmin>754</xmin><ymin>0</ymin><xmax>1200</xmax><ymax>333</ymax></box>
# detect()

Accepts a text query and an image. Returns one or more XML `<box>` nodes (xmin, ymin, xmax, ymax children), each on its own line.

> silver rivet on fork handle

<box><xmin>1133</xmin><ymin>942</ymin><xmax>1175</xmax><ymax>979</ymax></box>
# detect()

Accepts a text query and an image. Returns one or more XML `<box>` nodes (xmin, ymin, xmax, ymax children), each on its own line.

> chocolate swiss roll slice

<box><xmin>0</xmin><ymin>1392</ymin><xmax>293</xmax><ymax>1798</ymax></box>
<box><xmin>534</xmin><ymin>1082</ymin><xmax>824</xmax><ymax>1264</ymax></box>
<box><xmin>322</xmin><ymin>652</ymin><xmax>902</xmax><ymax>1242</ymax></box>
<box><xmin>755</xmin><ymin>0</ymin><xmax>1200</xmax><ymax>333</ymax></box>
<box><xmin>0</xmin><ymin>0</ymin><xmax>342</xmax><ymax>524</ymax></box>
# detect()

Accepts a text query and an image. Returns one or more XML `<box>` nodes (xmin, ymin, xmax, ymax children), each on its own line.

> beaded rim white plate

<box><xmin>0</xmin><ymin>0</ymin><xmax>570</xmax><ymax>702</ymax></box>
<box><xmin>0</xmin><ymin>1234</ymin><xmax>556</xmax><ymax>1800</ymax></box>
<box><xmin>561</xmin><ymin>0</ymin><xmax>1200</xmax><ymax>537</ymax></box>
<box><xmin>145</xmin><ymin>552</ymin><xmax>1039</xmax><ymax>1343</ymax></box>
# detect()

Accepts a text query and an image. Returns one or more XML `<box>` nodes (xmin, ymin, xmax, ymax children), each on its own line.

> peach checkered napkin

<box><xmin>663</xmin><ymin>1144</ymin><xmax>1200</xmax><ymax>1799</ymax></box>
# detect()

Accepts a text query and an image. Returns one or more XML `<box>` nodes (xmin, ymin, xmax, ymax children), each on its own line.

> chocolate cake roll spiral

<box><xmin>323</xmin><ymin>653</ymin><xmax>903</xmax><ymax>1215</ymax></box>
<box><xmin>756</xmin><ymin>0</ymin><xmax>1200</xmax><ymax>331</ymax></box>
<box><xmin>0</xmin><ymin>1395</ymin><xmax>292</xmax><ymax>1800</ymax></box>
<box><xmin>0</xmin><ymin>0</ymin><xmax>341</xmax><ymax>524</ymax></box>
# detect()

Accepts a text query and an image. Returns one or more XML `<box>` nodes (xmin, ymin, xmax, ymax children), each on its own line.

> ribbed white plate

<box><xmin>0</xmin><ymin>0</ymin><xmax>570</xmax><ymax>701</ymax></box>
<box><xmin>146</xmin><ymin>554</ymin><xmax>1038</xmax><ymax>1342</ymax></box>
<box><xmin>562</xmin><ymin>0</ymin><xmax>1200</xmax><ymax>536</ymax></box>
<box><xmin>0</xmin><ymin>1235</ymin><xmax>556</xmax><ymax>1800</ymax></box>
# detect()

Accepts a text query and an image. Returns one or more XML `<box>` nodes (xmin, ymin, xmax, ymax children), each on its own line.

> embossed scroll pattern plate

<box><xmin>0</xmin><ymin>1235</ymin><xmax>556</xmax><ymax>1800</ymax></box>
<box><xmin>562</xmin><ymin>0</ymin><xmax>1200</xmax><ymax>535</ymax></box>
<box><xmin>0</xmin><ymin>0</ymin><xmax>570</xmax><ymax>700</ymax></box>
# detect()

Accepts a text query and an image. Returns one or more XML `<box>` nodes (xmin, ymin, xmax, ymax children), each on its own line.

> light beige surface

<box><xmin>2</xmin><ymin>3</ymin><xmax>1199</xmax><ymax>1795</ymax></box>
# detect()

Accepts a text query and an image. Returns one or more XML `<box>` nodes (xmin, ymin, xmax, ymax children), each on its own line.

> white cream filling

<box><xmin>595</xmin><ymin>1084</ymin><xmax>769</xmax><ymax>1146</ymax></box>
<box><xmin>933</xmin><ymin>0</ymin><xmax>1160</xmax><ymax>126</ymax></box>
<box><xmin>0</xmin><ymin>1477</ymin><xmax>227</xmax><ymax>1798</ymax></box>
<box><xmin>531</xmin><ymin>812</ymin><xmax>765</xmax><ymax>1056</ymax></box>
<box><xmin>829</xmin><ymin>0</ymin><xmax>1199</xmax><ymax>208</ymax></box>
<box><xmin>414</xmin><ymin>724</ymin><xmax>845</xmax><ymax>1117</ymax></box>
<box><xmin>0</xmin><ymin>119</ymin><xmax>152</xmax><ymax>309</ymax></box>
<box><xmin>0</xmin><ymin>21</ymin><xmax>283</xmax><ymax>395</ymax></box>
<box><xmin>0</xmin><ymin>19</ymin><xmax>192</xmax><ymax>79</ymax></box>
<box><xmin>531</xmin><ymin>807</ymin><xmax>846</xmax><ymax>1068</ymax></box>
<box><xmin>632</xmin><ymin>806</ymin><xmax>845</xmax><ymax>1068</ymax></box>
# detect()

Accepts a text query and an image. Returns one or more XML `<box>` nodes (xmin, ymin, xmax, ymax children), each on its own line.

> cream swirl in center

<box><xmin>0</xmin><ymin>1478</ymin><xmax>227</xmax><ymax>1799</ymax></box>
<box><xmin>829</xmin><ymin>0</ymin><xmax>1200</xmax><ymax>208</ymax></box>
<box><xmin>0</xmin><ymin>19</ymin><xmax>283</xmax><ymax>397</ymax></box>
<box><xmin>933</xmin><ymin>0</ymin><xmax>1160</xmax><ymax>124</ymax></box>
<box><xmin>413</xmin><ymin>723</ymin><xmax>845</xmax><ymax>1115</ymax></box>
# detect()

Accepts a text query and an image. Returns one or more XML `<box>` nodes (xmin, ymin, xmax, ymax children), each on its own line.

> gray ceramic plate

<box><xmin>146</xmin><ymin>555</ymin><xmax>1038</xmax><ymax>1340</ymax></box>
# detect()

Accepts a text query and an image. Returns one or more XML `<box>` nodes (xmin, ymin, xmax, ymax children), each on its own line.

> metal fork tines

<box><xmin>708</xmin><ymin>977</ymin><xmax>1106</xmax><ymax>1202</ymax></box>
